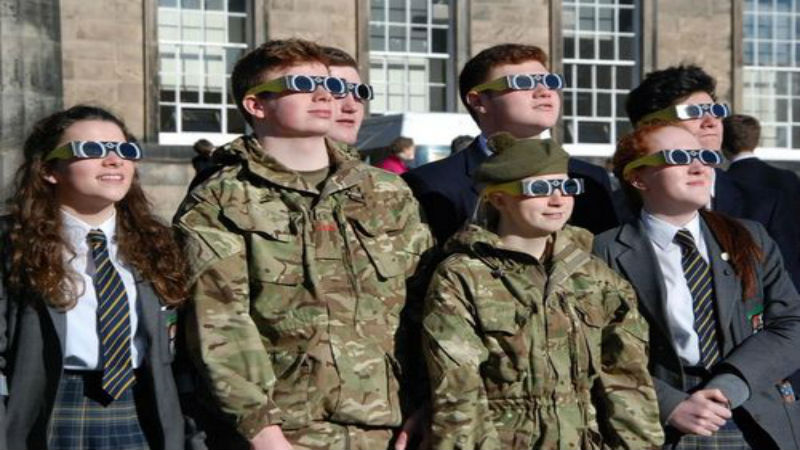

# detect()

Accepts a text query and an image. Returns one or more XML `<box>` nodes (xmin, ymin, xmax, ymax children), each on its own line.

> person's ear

<box><xmin>42</xmin><ymin>165</ymin><xmax>58</xmax><ymax>185</ymax></box>
<box><xmin>629</xmin><ymin>173</ymin><xmax>646</xmax><ymax>191</ymax></box>
<box><xmin>242</xmin><ymin>95</ymin><xmax>268</xmax><ymax>121</ymax></box>
<box><xmin>487</xmin><ymin>192</ymin><xmax>508</xmax><ymax>211</ymax></box>
<box><xmin>466</xmin><ymin>91</ymin><xmax>489</xmax><ymax>116</ymax></box>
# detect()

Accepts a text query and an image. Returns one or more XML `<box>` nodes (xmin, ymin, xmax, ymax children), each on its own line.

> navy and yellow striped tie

<box><xmin>88</xmin><ymin>229</ymin><xmax>135</xmax><ymax>400</ymax></box>
<box><xmin>675</xmin><ymin>229</ymin><xmax>722</xmax><ymax>369</ymax></box>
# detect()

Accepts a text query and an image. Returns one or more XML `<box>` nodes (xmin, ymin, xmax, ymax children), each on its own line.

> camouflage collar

<box><xmin>223</xmin><ymin>135</ymin><xmax>367</xmax><ymax>195</ymax></box>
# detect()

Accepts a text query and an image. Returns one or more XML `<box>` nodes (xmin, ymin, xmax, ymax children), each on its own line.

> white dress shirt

<box><xmin>640</xmin><ymin>209</ymin><xmax>710</xmax><ymax>366</ymax></box>
<box><xmin>58</xmin><ymin>210</ymin><xmax>145</xmax><ymax>370</ymax></box>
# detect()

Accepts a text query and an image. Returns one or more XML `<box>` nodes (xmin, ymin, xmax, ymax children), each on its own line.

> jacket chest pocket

<box><xmin>475</xmin><ymin>298</ymin><xmax>529</xmax><ymax>388</ymax></box>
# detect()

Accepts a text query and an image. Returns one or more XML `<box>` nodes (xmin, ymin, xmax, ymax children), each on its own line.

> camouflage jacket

<box><xmin>174</xmin><ymin>135</ymin><xmax>434</xmax><ymax>439</ymax></box>
<box><xmin>423</xmin><ymin>224</ymin><xmax>664</xmax><ymax>450</ymax></box>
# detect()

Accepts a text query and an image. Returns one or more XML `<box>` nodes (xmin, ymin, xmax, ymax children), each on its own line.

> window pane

<box><xmin>598</xmin><ymin>7</ymin><xmax>613</xmax><ymax>32</ymax></box>
<box><xmin>578</xmin><ymin>121</ymin><xmax>610</xmax><ymax>143</ymax></box>
<box><xmin>564</xmin><ymin>91</ymin><xmax>574</xmax><ymax>117</ymax></box>
<box><xmin>370</xmin><ymin>24</ymin><xmax>386</xmax><ymax>52</ymax></box>
<box><xmin>579</xmin><ymin>7</ymin><xmax>594</xmax><ymax>31</ymax></box>
<box><xmin>410</xmin><ymin>26</ymin><xmax>427</xmax><ymax>52</ymax></box>
<box><xmin>619</xmin><ymin>37</ymin><xmax>635</xmax><ymax>60</ymax></box>
<box><xmin>619</xmin><ymin>8</ymin><xmax>634</xmax><ymax>33</ymax></box>
<box><xmin>597</xmin><ymin>93</ymin><xmax>611</xmax><ymax>117</ymax></box>
<box><xmin>228</xmin><ymin>16</ymin><xmax>246</xmax><ymax>43</ymax></box>
<box><xmin>577</xmin><ymin>65</ymin><xmax>591</xmax><ymax>87</ymax></box>
<box><xmin>389</xmin><ymin>25</ymin><xmax>406</xmax><ymax>51</ymax></box>
<box><xmin>160</xmin><ymin>106</ymin><xmax>176</xmax><ymax>132</ymax></box>
<box><xmin>389</xmin><ymin>0</ymin><xmax>406</xmax><ymax>22</ymax></box>
<box><xmin>205</xmin><ymin>0</ymin><xmax>223</xmax><ymax>10</ymax></box>
<box><xmin>432</xmin><ymin>28</ymin><xmax>448</xmax><ymax>53</ymax></box>
<box><xmin>617</xmin><ymin>66</ymin><xmax>633</xmax><ymax>89</ymax></box>
<box><xmin>429</xmin><ymin>86</ymin><xmax>446</xmax><ymax>112</ymax></box>
<box><xmin>579</xmin><ymin>38</ymin><xmax>594</xmax><ymax>59</ymax></box>
<box><xmin>596</xmin><ymin>65</ymin><xmax>611</xmax><ymax>89</ymax></box>
<box><xmin>182</xmin><ymin>108</ymin><xmax>221</xmax><ymax>132</ymax></box>
<box><xmin>565</xmin><ymin>37</ymin><xmax>575</xmax><ymax>59</ymax></box>
<box><xmin>228</xmin><ymin>0</ymin><xmax>246</xmax><ymax>12</ymax></box>
<box><xmin>577</xmin><ymin>92</ymin><xmax>592</xmax><ymax>115</ymax></box>
<box><xmin>598</xmin><ymin>36</ymin><xmax>613</xmax><ymax>59</ymax></box>
<box><xmin>227</xmin><ymin>108</ymin><xmax>245</xmax><ymax>133</ymax></box>
<box><xmin>777</xmin><ymin>98</ymin><xmax>789</xmax><ymax>122</ymax></box>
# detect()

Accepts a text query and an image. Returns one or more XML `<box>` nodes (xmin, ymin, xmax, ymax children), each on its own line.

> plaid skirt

<box><xmin>47</xmin><ymin>370</ymin><xmax>150</xmax><ymax>450</ymax></box>
<box><xmin>664</xmin><ymin>367</ymin><xmax>775</xmax><ymax>450</ymax></box>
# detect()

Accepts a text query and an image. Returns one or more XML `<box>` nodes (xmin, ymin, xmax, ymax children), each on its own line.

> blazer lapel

<box><xmin>700</xmin><ymin>219</ymin><xmax>739</xmax><ymax>347</ymax></box>
<box><xmin>46</xmin><ymin>305</ymin><xmax>67</xmax><ymax>355</ymax></box>
<box><xmin>614</xmin><ymin>222</ymin><xmax>674</xmax><ymax>342</ymax></box>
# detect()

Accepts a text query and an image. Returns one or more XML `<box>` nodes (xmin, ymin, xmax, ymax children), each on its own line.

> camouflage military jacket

<box><xmin>423</xmin><ymin>224</ymin><xmax>664</xmax><ymax>450</ymax></box>
<box><xmin>174</xmin><ymin>135</ymin><xmax>434</xmax><ymax>439</ymax></box>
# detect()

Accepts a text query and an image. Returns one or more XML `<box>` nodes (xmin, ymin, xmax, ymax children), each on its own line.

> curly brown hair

<box><xmin>6</xmin><ymin>105</ymin><xmax>188</xmax><ymax>310</ymax></box>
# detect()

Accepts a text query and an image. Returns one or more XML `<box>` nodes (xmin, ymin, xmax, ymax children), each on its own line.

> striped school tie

<box><xmin>87</xmin><ymin>229</ymin><xmax>135</xmax><ymax>400</ymax></box>
<box><xmin>674</xmin><ymin>229</ymin><xmax>722</xmax><ymax>369</ymax></box>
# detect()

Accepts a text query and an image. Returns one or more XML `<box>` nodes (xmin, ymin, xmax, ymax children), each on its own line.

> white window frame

<box><xmin>562</xmin><ymin>0</ymin><xmax>639</xmax><ymax>155</ymax></box>
<box><xmin>157</xmin><ymin>1</ymin><xmax>249</xmax><ymax>145</ymax></box>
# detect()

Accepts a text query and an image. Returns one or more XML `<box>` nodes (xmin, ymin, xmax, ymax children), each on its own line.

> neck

<box><xmin>257</xmin><ymin>135</ymin><xmax>330</xmax><ymax>171</ymax></box>
<box><xmin>643</xmin><ymin>204</ymin><xmax>699</xmax><ymax>228</ymax></box>
<box><xmin>59</xmin><ymin>202</ymin><xmax>116</xmax><ymax>227</ymax></box>
<box><xmin>497</xmin><ymin>222</ymin><xmax>551</xmax><ymax>259</ymax></box>
<box><xmin>481</xmin><ymin>123</ymin><xmax>546</xmax><ymax>140</ymax></box>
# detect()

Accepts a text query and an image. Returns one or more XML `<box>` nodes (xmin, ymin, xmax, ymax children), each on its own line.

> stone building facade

<box><xmin>0</xmin><ymin>0</ymin><xmax>770</xmax><ymax>219</ymax></box>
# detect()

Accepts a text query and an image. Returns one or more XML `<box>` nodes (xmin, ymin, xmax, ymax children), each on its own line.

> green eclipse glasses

<box><xmin>638</xmin><ymin>103</ymin><xmax>730</xmax><ymax>126</ymax></box>
<box><xmin>45</xmin><ymin>141</ymin><xmax>143</xmax><ymax>161</ymax></box>
<box><xmin>246</xmin><ymin>74</ymin><xmax>348</xmax><ymax>97</ymax></box>
<box><xmin>471</xmin><ymin>73</ymin><xmax>564</xmax><ymax>93</ymax></box>
<box><xmin>623</xmin><ymin>149</ymin><xmax>723</xmax><ymax>179</ymax></box>
<box><xmin>484</xmin><ymin>178</ymin><xmax>585</xmax><ymax>198</ymax></box>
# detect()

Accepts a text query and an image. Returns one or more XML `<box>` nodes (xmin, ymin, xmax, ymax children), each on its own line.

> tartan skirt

<box><xmin>47</xmin><ymin>370</ymin><xmax>150</xmax><ymax>450</ymax></box>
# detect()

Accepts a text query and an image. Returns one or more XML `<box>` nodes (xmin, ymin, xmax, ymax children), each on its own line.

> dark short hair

<box><xmin>322</xmin><ymin>46</ymin><xmax>358</xmax><ymax>69</ymax></box>
<box><xmin>458</xmin><ymin>43</ymin><xmax>549</xmax><ymax>122</ymax></box>
<box><xmin>722</xmin><ymin>114</ymin><xmax>761</xmax><ymax>155</ymax></box>
<box><xmin>625</xmin><ymin>64</ymin><xmax>717</xmax><ymax>126</ymax></box>
<box><xmin>231</xmin><ymin>39</ymin><xmax>329</xmax><ymax>125</ymax></box>
<box><xmin>390</xmin><ymin>136</ymin><xmax>414</xmax><ymax>155</ymax></box>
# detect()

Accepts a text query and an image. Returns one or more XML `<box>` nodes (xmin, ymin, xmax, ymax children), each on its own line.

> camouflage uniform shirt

<box><xmin>174</xmin><ymin>135</ymin><xmax>433</xmax><ymax>440</ymax></box>
<box><xmin>423</xmin><ymin>224</ymin><xmax>664</xmax><ymax>450</ymax></box>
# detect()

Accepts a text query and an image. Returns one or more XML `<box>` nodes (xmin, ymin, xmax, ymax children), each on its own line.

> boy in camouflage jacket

<box><xmin>422</xmin><ymin>133</ymin><xmax>664</xmax><ymax>449</ymax></box>
<box><xmin>174</xmin><ymin>39</ymin><xmax>434</xmax><ymax>450</ymax></box>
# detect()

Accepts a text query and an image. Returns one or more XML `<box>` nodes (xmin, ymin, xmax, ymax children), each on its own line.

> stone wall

<box><xmin>469</xmin><ymin>0</ymin><xmax>551</xmax><ymax>55</ymax></box>
<box><xmin>263</xmin><ymin>0</ymin><xmax>359</xmax><ymax>57</ymax></box>
<box><xmin>652</xmin><ymin>0</ymin><xmax>734</xmax><ymax>102</ymax></box>
<box><xmin>60</xmin><ymin>0</ymin><xmax>147</xmax><ymax>138</ymax></box>
<box><xmin>0</xmin><ymin>0</ymin><xmax>63</xmax><ymax>208</ymax></box>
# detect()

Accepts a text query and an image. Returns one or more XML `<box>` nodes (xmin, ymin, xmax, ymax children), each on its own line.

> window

<box><xmin>157</xmin><ymin>0</ymin><xmax>249</xmax><ymax>144</ymax></box>
<box><xmin>742</xmin><ymin>0</ymin><xmax>800</xmax><ymax>150</ymax></box>
<box><xmin>562</xmin><ymin>0</ymin><xmax>640</xmax><ymax>148</ymax></box>
<box><xmin>369</xmin><ymin>0</ymin><xmax>453</xmax><ymax>113</ymax></box>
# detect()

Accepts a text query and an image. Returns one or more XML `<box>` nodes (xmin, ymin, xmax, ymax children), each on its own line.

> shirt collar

<box><xmin>61</xmin><ymin>209</ymin><xmax>117</xmax><ymax>247</ymax></box>
<box><xmin>478</xmin><ymin>129</ymin><xmax>552</xmax><ymax>157</ymax></box>
<box><xmin>640</xmin><ymin>208</ymin><xmax>702</xmax><ymax>250</ymax></box>
<box><xmin>732</xmin><ymin>151</ymin><xmax>757</xmax><ymax>163</ymax></box>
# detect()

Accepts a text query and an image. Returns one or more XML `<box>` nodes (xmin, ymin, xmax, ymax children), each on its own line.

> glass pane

<box><xmin>160</xmin><ymin>106</ymin><xmax>176</xmax><ymax>132</ymax></box>
<box><xmin>744</xmin><ymin>14</ymin><xmax>755</xmax><ymax>37</ymax></box>
<box><xmin>372</xmin><ymin>83</ymin><xmax>387</xmax><ymax>113</ymax></box>
<box><xmin>429</xmin><ymin>86</ymin><xmax>446</xmax><ymax>112</ymax></box>
<box><xmin>745</xmin><ymin>0</ymin><xmax>755</xmax><ymax>10</ymax></box>
<box><xmin>565</xmin><ymin>37</ymin><xmax>575</xmax><ymax>59</ymax></box>
<box><xmin>182</xmin><ymin>108</ymin><xmax>222</xmax><ymax>132</ymax></box>
<box><xmin>579</xmin><ymin>38</ymin><xmax>594</xmax><ymax>59</ymax></box>
<box><xmin>181</xmin><ymin>11</ymin><xmax>203</xmax><ymax>41</ymax></box>
<box><xmin>793</xmin><ymin>126</ymin><xmax>800</xmax><ymax>149</ymax></box>
<box><xmin>759</xmin><ymin>42</ymin><xmax>773</xmax><ymax>65</ymax></box>
<box><xmin>410</xmin><ymin>0</ymin><xmax>427</xmax><ymax>23</ymax></box>
<box><xmin>578</xmin><ymin>121</ymin><xmax>610</xmax><ymax>143</ymax></box>
<box><xmin>577</xmin><ymin>64</ymin><xmax>591</xmax><ymax>87</ymax></box>
<box><xmin>616</xmin><ymin>66</ymin><xmax>633</xmax><ymax>89</ymax></box>
<box><xmin>564</xmin><ymin>91</ymin><xmax>574</xmax><ymax>116</ymax></box>
<box><xmin>159</xmin><ymin>0</ymin><xmax>178</xmax><ymax>6</ymax></box>
<box><xmin>598</xmin><ymin>7</ymin><xmax>613</xmax><ymax>32</ymax></box>
<box><xmin>432</xmin><ymin>2</ymin><xmax>450</xmax><ymax>25</ymax></box>
<box><xmin>227</xmin><ymin>108</ymin><xmax>246</xmax><ymax>133</ymax></box>
<box><xmin>777</xmin><ymin>15</ymin><xmax>791</xmax><ymax>39</ymax></box>
<box><xmin>205</xmin><ymin>13</ymin><xmax>226</xmax><ymax>43</ymax></box>
<box><xmin>777</xmin><ymin>43</ymin><xmax>791</xmax><ymax>66</ymax></box>
<box><xmin>776</xmin><ymin>126</ymin><xmax>788</xmax><ymax>148</ymax></box>
<box><xmin>577</xmin><ymin>92</ymin><xmax>592</xmax><ymax>116</ymax></box>
<box><xmin>563</xmin><ymin>5</ymin><xmax>576</xmax><ymax>30</ymax></box>
<box><xmin>389</xmin><ymin>25</ymin><xmax>406</xmax><ymax>52</ymax></box>
<box><xmin>597</xmin><ymin>93</ymin><xmax>611</xmax><ymax>116</ymax></box>
<box><xmin>597</xmin><ymin>65</ymin><xmax>611</xmax><ymax>89</ymax></box>
<box><xmin>598</xmin><ymin>36</ymin><xmax>613</xmax><ymax>59</ymax></box>
<box><xmin>777</xmin><ymin>98</ymin><xmax>789</xmax><ymax>122</ymax></box>
<box><xmin>793</xmin><ymin>72</ymin><xmax>800</xmax><ymax>95</ymax></box>
<box><xmin>205</xmin><ymin>0</ymin><xmax>223</xmax><ymax>10</ymax></box>
<box><xmin>228</xmin><ymin>16</ymin><xmax>246</xmax><ymax>43</ymax></box>
<box><xmin>617</xmin><ymin>93</ymin><xmax>628</xmax><ymax>118</ymax></box>
<box><xmin>410</xmin><ymin>26</ymin><xmax>427</xmax><ymax>52</ymax></box>
<box><xmin>777</xmin><ymin>71</ymin><xmax>789</xmax><ymax>95</ymax></box>
<box><xmin>181</xmin><ymin>89</ymin><xmax>199</xmax><ymax>103</ymax></box>
<box><xmin>744</xmin><ymin>41</ymin><xmax>755</xmax><ymax>65</ymax></box>
<box><xmin>370</xmin><ymin>24</ymin><xmax>386</xmax><ymax>52</ymax></box>
<box><xmin>579</xmin><ymin>6</ymin><xmax>594</xmax><ymax>31</ymax></box>
<box><xmin>429</xmin><ymin>58</ymin><xmax>446</xmax><ymax>83</ymax></box>
<box><xmin>226</xmin><ymin>48</ymin><xmax>244</xmax><ymax>73</ymax></box>
<box><xmin>181</xmin><ymin>45</ymin><xmax>203</xmax><ymax>88</ymax></box>
<box><xmin>228</xmin><ymin>0</ymin><xmax>246</xmax><ymax>13</ymax></box>
<box><xmin>182</xmin><ymin>0</ymin><xmax>200</xmax><ymax>8</ymax></box>
<box><xmin>160</xmin><ymin>89</ymin><xmax>175</xmax><ymax>102</ymax></box>
<box><xmin>619</xmin><ymin>8</ymin><xmax>634</xmax><ymax>33</ymax></box>
<box><xmin>432</xmin><ymin>28</ymin><xmax>448</xmax><ymax>53</ymax></box>
<box><xmin>777</xmin><ymin>0</ymin><xmax>791</xmax><ymax>12</ymax></box>
<box><xmin>204</xmin><ymin>89</ymin><xmax>222</xmax><ymax>104</ymax></box>
<box><xmin>564</xmin><ymin>64</ymin><xmax>574</xmax><ymax>87</ymax></box>
<box><xmin>619</xmin><ymin>37</ymin><xmax>635</xmax><ymax>60</ymax></box>
<box><xmin>389</xmin><ymin>0</ymin><xmax>406</xmax><ymax>22</ymax></box>
<box><xmin>758</xmin><ymin>14</ymin><xmax>773</xmax><ymax>39</ymax></box>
